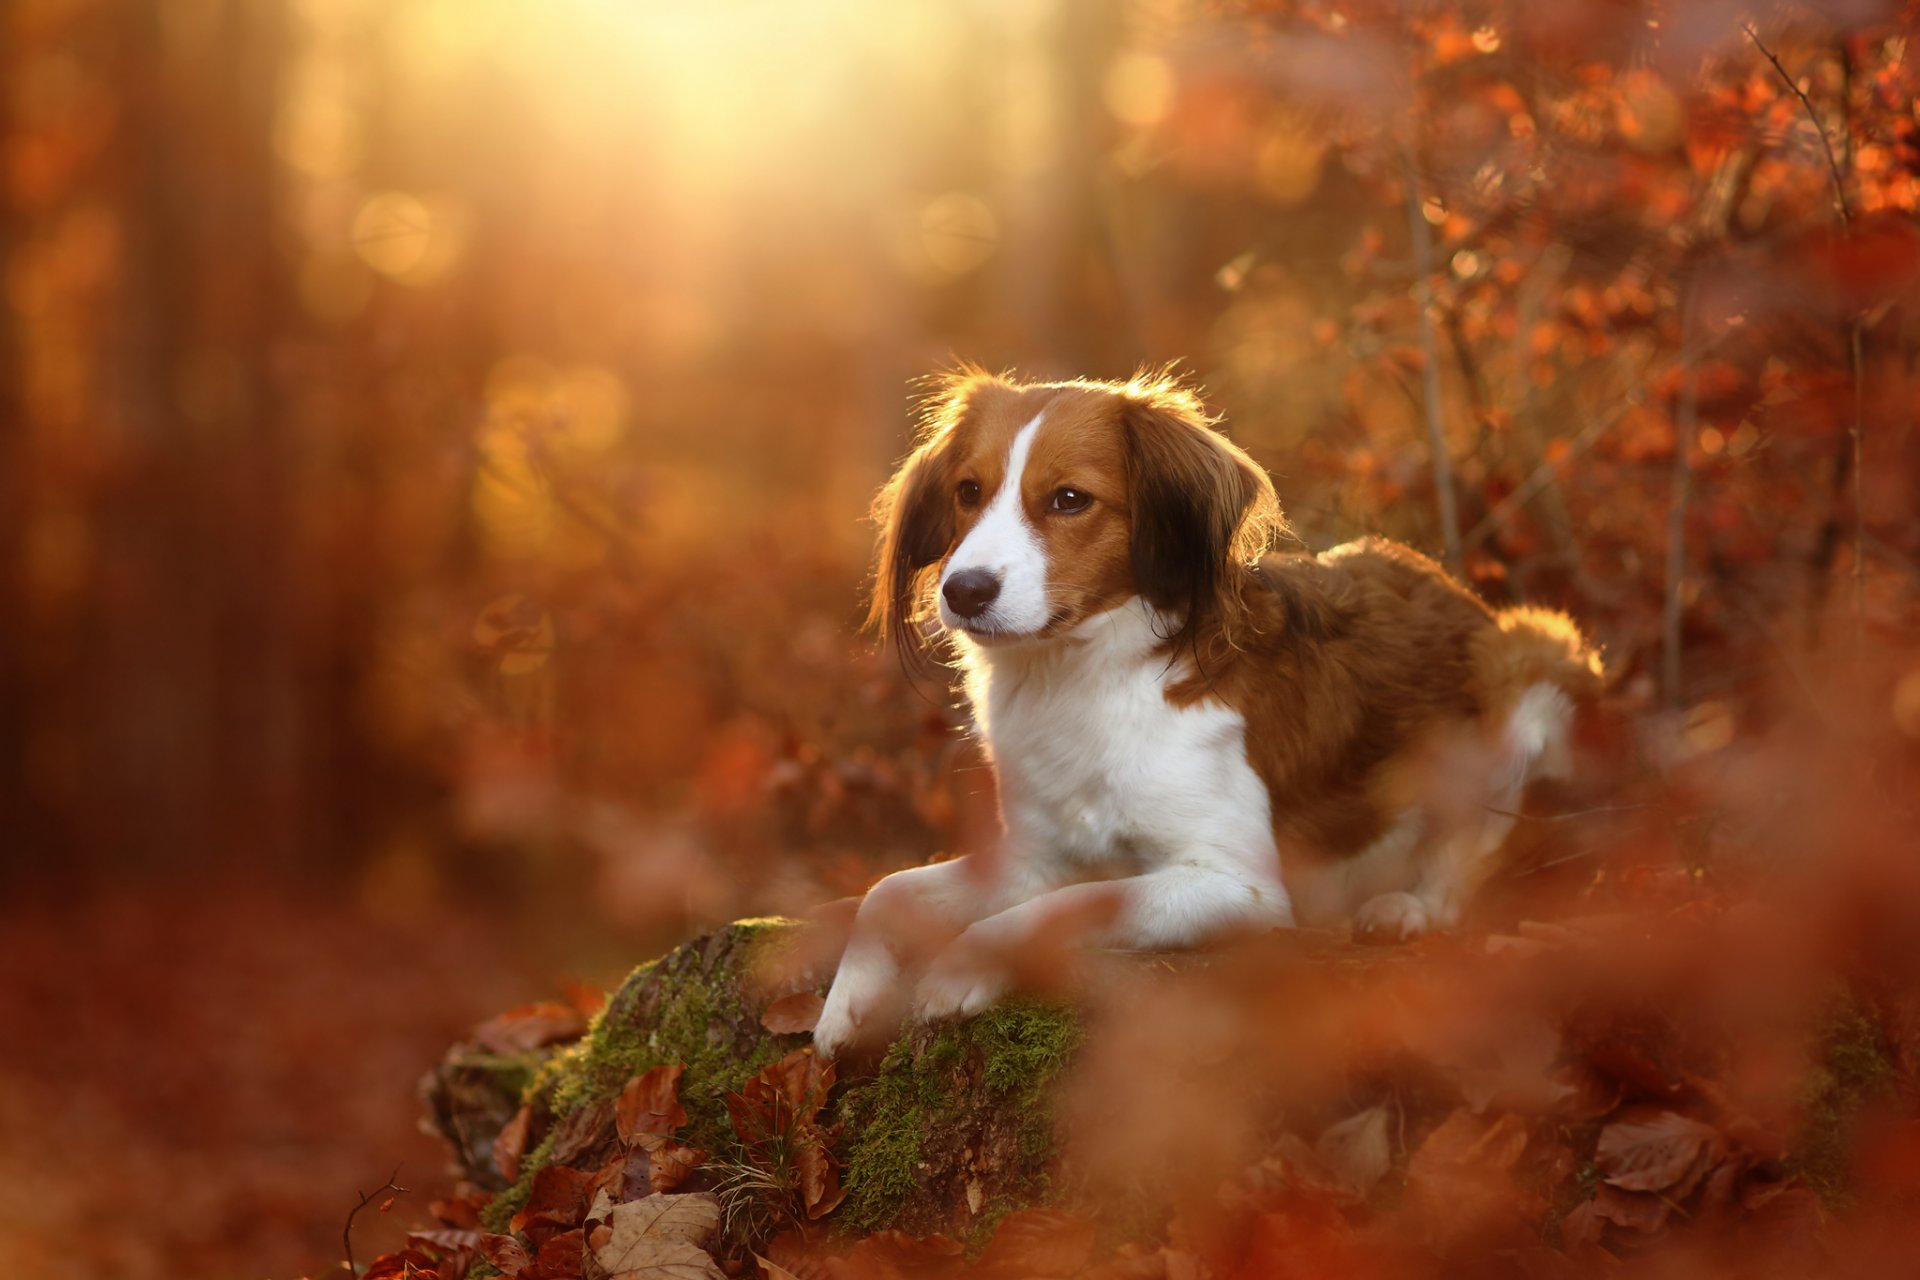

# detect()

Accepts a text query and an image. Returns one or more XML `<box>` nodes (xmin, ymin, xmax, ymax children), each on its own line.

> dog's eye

<box><xmin>1050</xmin><ymin>487</ymin><xmax>1092</xmax><ymax>514</ymax></box>
<box><xmin>957</xmin><ymin>480</ymin><xmax>982</xmax><ymax>507</ymax></box>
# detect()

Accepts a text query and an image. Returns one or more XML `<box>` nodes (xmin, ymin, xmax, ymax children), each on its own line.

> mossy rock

<box><xmin>422</xmin><ymin>918</ymin><xmax>1085</xmax><ymax>1248</ymax></box>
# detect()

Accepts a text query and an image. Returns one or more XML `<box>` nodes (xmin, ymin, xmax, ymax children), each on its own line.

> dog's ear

<box><xmin>868</xmin><ymin>436</ymin><xmax>955</xmax><ymax>661</ymax></box>
<box><xmin>1122</xmin><ymin>388</ymin><xmax>1281</xmax><ymax>650</ymax></box>
<box><xmin>868</xmin><ymin>372</ymin><xmax>992</xmax><ymax>664</ymax></box>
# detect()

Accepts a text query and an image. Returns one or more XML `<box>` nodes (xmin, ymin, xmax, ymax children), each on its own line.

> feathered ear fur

<box><xmin>866</xmin><ymin>370</ymin><xmax>994</xmax><ymax>665</ymax></box>
<box><xmin>1121</xmin><ymin>383</ymin><xmax>1283</xmax><ymax>651</ymax></box>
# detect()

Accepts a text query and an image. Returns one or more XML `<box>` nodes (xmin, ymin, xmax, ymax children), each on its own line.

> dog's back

<box><xmin>1184</xmin><ymin>537</ymin><xmax>1602</xmax><ymax>933</ymax></box>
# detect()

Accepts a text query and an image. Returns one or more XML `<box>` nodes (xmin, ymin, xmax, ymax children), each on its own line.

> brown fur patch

<box><xmin>1173</xmin><ymin>537</ymin><xmax>1602</xmax><ymax>868</ymax></box>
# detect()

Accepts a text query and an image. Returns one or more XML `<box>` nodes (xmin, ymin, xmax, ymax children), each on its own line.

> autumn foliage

<box><xmin>3</xmin><ymin>0</ymin><xmax>1920</xmax><ymax>1277</ymax></box>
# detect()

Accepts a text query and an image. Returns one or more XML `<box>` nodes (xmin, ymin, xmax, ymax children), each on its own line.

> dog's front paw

<box><xmin>913</xmin><ymin>934</ymin><xmax>1009</xmax><ymax>1021</ymax></box>
<box><xmin>813</xmin><ymin>945</ymin><xmax>898</xmax><ymax>1061</ymax></box>
<box><xmin>1353</xmin><ymin>891</ymin><xmax>1432</xmax><ymax>943</ymax></box>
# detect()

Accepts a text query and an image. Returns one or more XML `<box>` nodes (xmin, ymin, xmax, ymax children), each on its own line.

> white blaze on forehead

<box><xmin>940</xmin><ymin>409</ymin><xmax>1052</xmax><ymax>636</ymax></box>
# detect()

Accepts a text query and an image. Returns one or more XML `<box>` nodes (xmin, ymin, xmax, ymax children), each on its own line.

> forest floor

<box><xmin>0</xmin><ymin>879</ymin><xmax>612</xmax><ymax>1280</ymax></box>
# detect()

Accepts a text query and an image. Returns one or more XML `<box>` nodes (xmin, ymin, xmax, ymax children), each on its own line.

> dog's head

<box><xmin>869</xmin><ymin>368</ymin><xmax>1282</xmax><ymax>662</ymax></box>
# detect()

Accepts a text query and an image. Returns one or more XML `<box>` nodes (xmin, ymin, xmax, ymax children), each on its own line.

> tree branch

<box><xmin>1746</xmin><ymin>23</ymin><xmax>1866</xmax><ymax>658</ymax></box>
<box><xmin>342</xmin><ymin>1165</ymin><xmax>408</xmax><ymax>1276</ymax></box>
<box><xmin>1400</xmin><ymin>140</ymin><xmax>1463</xmax><ymax>572</ymax></box>
<box><xmin>1743</xmin><ymin>24</ymin><xmax>1851</xmax><ymax>227</ymax></box>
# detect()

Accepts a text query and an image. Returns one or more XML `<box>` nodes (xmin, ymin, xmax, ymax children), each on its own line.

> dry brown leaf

<box><xmin>511</xmin><ymin>1165</ymin><xmax>596</xmax><ymax>1241</ymax></box>
<box><xmin>761</xmin><ymin>991</ymin><xmax>826</xmax><ymax>1034</ymax></box>
<box><xmin>1315</xmin><ymin>1105</ymin><xmax>1393</xmax><ymax>1200</ymax></box>
<box><xmin>527</xmin><ymin>1226</ymin><xmax>585</xmax><ymax>1280</ymax></box>
<box><xmin>972</xmin><ymin>1209</ymin><xmax>1096</xmax><ymax>1278</ymax></box>
<box><xmin>1591</xmin><ymin>1183</ymin><xmax>1671</xmax><ymax>1234</ymax></box>
<box><xmin>1595</xmin><ymin>1107</ymin><xmax>1725</xmax><ymax>1198</ymax></box>
<box><xmin>474</xmin><ymin>1002</ymin><xmax>590</xmax><ymax>1054</ymax></box>
<box><xmin>793</xmin><ymin>1140</ymin><xmax>845</xmax><ymax>1219</ymax></box>
<box><xmin>593</xmin><ymin>1193</ymin><xmax>724</xmax><ymax>1280</ymax></box>
<box><xmin>496</xmin><ymin>1104</ymin><xmax>534</xmax><ymax>1183</ymax></box>
<box><xmin>617</xmin><ymin>1065</ymin><xmax>690</xmax><ymax>1147</ymax></box>
<box><xmin>648</xmin><ymin>1140</ymin><xmax>707</xmax><ymax>1194</ymax></box>
<box><xmin>754</xmin><ymin>1254</ymin><xmax>805</xmax><ymax>1280</ymax></box>
<box><xmin>481</xmin><ymin>1232</ymin><xmax>534</xmax><ymax>1276</ymax></box>
<box><xmin>840</xmin><ymin>1230</ymin><xmax>966</xmax><ymax>1280</ymax></box>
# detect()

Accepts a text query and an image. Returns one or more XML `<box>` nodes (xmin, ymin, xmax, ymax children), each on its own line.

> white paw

<box><xmin>913</xmin><ymin>936</ymin><xmax>1009</xmax><ymax>1021</ymax></box>
<box><xmin>1354</xmin><ymin>891</ymin><xmax>1432</xmax><ymax>943</ymax></box>
<box><xmin>813</xmin><ymin>945</ymin><xmax>898</xmax><ymax>1060</ymax></box>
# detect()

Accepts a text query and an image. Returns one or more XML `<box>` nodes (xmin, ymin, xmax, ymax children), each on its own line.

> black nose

<box><xmin>942</xmin><ymin>569</ymin><xmax>1001</xmax><ymax>619</ymax></box>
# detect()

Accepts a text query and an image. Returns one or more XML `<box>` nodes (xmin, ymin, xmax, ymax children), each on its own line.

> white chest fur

<box><xmin>959</xmin><ymin>601</ymin><xmax>1282</xmax><ymax>886</ymax></box>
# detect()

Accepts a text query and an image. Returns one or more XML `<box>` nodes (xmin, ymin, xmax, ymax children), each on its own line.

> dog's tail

<box><xmin>1473</xmin><ymin>606</ymin><xmax>1604</xmax><ymax>784</ymax></box>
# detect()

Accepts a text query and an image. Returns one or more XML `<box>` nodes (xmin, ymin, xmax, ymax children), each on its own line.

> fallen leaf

<box><xmin>1590</xmin><ymin>1182</ymin><xmax>1670</xmax><ymax>1234</ymax></box>
<box><xmin>430</xmin><ymin>1193</ymin><xmax>491</xmax><ymax>1230</ymax></box>
<box><xmin>617</xmin><ymin>1065</ymin><xmax>690</xmax><ymax>1147</ymax></box>
<box><xmin>363</xmin><ymin>1248</ymin><xmax>443</xmax><ymax>1280</ymax></box>
<box><xmin>481</xmin><ymin>1232</ymin><xmax>535</xmax><ymax>1276</ymax></box>
<box><xmin>754</xmin><ymin>1254</ymin><xmax>805</xmax><ymax>1280</ymax></box>
<box><xmin>761</xmin><ymin>1229</ymin><xmax>839</xmax><ymax>1280</ymax></box>
<box><xmin>1401</xmin><ymin>1109</ymin><xmax>1538</xmax><ymax>1243</ymax></box>
<box><xmin>474</xmin><ymin>1002</ymin><xmax>590</xmax><ymax>1055</ymax></box>
<box><xmin>526</xmin><ymin>1226</ymin><xmax>586</xmax><ymax>1280</ymax></box>
<box><xmin>1595</xmin><ymin>1107</ymin><xmax>1725</xmax><ymax>1198</ymax></box>
<box><xmin>593</xmin><ymin>1193</ymin><xmax>724</xmax><ymax>1280</ymax></box>
<box><xmin>648</xmin><ymin>1140</ymin><xmax>707</xmax><ymax>1194</ymax></box>
<box><xmin>839</xmin><ymin>1230</ymin><xmax>966</xmax><ymax>1280</ymax></box>
<box><xmin>409</xmin><ymin>1228</ymin><xmax>483</xmax><ymax>1254</ymax></box>
<box><xmin>794</xmin><ymin>1140</ymin><xmax>844</xmax><ymax>1219</ymax></box>
<box><xmin>972</xmin><ymin>1209</ymin><xmax>1096</xmax><ymax>1278</ymax></box>
<box><xmin>496</xmin><ymin>1104</ymin><xmax>534</xmax><ymax>1183</ymax></box>
<box><xmin>761</xmin><ymin>991</ymin><xmax>826</xmax><ymax>1034</ymax></box>
<box><xmin>511</xmin><ymin>1165</ymin><xmax>596</xmax><ymax>1242</ymax></box>
<box><xmin>1315</xmin><ymin>1105</ymin><xmax>1392</xmax><ymax>1200</ymax></box>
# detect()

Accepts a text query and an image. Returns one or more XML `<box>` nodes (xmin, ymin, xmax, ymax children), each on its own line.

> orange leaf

<box><xmin>840</xmin><ymin>1230</ymin><xmax>965</xmax><ymax>1280</ymax></box>
<box><xmin>972</xmin><ymin>1209</ymin><xmax>1096</xmax><ymax>1278</ymax></box>
<box><xmin>1595</xmin><ymin>1107</ymin><xmax>1725</xmax><ymax>1198</ymax></box>
<box><xmin>649</xmin><ymin>1140</ymin><xmax>708</xmax><ymax>1194</ymax></box>
<box><xmin>474</xmin><ymin>1002</ymin><xmax>589</xmax><ymax>1055</ymax></box>
<box><xmin>793</xmin><ymin>1141</ymin><xmax>845</xmax><ymax>1219</ymax></box>
<box><xmin>496</xmin><ymin>1104</ymin><xmax>534</xmax><ymax>1183</ymax></box>
<box><xmin>616</xmin><ymin>1064</ymin><xmax>689</xmax><ymax>1146</ymax></box>
<box><xmin>510</xmin><ymin>1165</ymin><xmax>595</xmax><ymax>1242</ymax></box>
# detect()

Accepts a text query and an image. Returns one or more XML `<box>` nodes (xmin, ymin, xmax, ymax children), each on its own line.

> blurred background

<box><xmin>1</xmin><ymin>0</ymin><xmax>1916</xmax><ymax>1276</ymax></box>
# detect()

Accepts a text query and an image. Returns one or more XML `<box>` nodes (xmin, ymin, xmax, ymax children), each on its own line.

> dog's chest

<box><xmin>969</xmin><ymin>618</ymin><xmax>1262</xmax><ymax>864</ymax></box>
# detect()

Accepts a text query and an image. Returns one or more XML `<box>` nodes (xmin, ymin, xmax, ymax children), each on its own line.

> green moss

<box><xmin>837</xmin><ymin>1035</ymin><xmax>935</xmax><ymax>1233</ymax></box>
<box><xmin>836</xmin><ymin>999</ymin><xmax>1082</xmax><ymax>1236</ymax></box>
<box><xmin>537</xmin><ymin>920</ymin><xmax>801</xmax><ymax>1147</ymax></box>
<box><xmin>1792</xmin><ymin>997</ymin><xmax>1897</xmax><ymax>1204</ymax></box>
<box><xmin>480</xmin><ymin>1127</ymin><xmax>559</xmax><ymax>1235</ymax></box>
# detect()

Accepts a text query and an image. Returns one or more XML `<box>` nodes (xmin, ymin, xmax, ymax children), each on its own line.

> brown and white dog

<box><xmin>811</xmin><ymin>369</ymin><xmax>1602</xmax><ymax>1059</ymax></box>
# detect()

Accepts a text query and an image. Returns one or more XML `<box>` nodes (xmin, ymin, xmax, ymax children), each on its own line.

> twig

<box><xmin>342</xmin><ymin>1165</ymin><xmax>408</xmax><ymax>1276</ymax></box>
<box><xmin>1663</xmin><ymin>288</ymin><xmax>1701</xmax><ymax>706</ymax></box>
<box><xmin>1400</xmin><ymin>138</ymin><xmax>1463</xmax><ymax>572</ymax></box>
<box><xmin>1746</xmin><ymin>23</ymin><xmax>1866</xmax><ymax>661</ymax></box>
<box><xmin>1462</xmin><ymin>325</ymin><xmax>1734</xmax><ymax>554</ymax></box>
<box><xmin>1742</xmin><ymin>24</ymin><xmax>1851</xmax><ymax>226</ymax></box>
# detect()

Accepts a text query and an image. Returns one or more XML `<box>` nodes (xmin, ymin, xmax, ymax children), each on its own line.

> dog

<box><xmin>810</xmin><ymin>369</ymin><xmax>1602</xmax><ymax>1060</ymax></box>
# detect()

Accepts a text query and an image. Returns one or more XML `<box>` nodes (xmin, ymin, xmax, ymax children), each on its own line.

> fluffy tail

<box><xmin>1473</xmin><ymin>606</ymin><xmax>1604</xmax><ymax>784</ymax></box>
